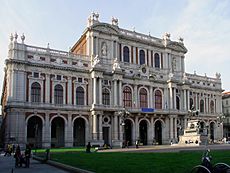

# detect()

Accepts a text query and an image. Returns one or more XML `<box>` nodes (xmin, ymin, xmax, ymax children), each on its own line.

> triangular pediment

<box><xmin>91</xmin><ymin>23</ymin><xmax>119</xmax><ymax>35</ymax></box>
<box><xmin>167</xmin><ymin>42</ymin><xmax>187</xmax><ymax>53</ymax></box>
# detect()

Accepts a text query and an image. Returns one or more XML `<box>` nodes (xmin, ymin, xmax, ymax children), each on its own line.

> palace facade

<box><xmin>1</xmin><ymin>13</ymin><xmax>223</xmax><ymax>148</ymax></box>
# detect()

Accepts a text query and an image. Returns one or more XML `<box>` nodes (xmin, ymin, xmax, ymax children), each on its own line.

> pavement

<box><xmin>0</xmin><ymin>153</ymin><xmax>69</xmax><ymax>173</ymax></box>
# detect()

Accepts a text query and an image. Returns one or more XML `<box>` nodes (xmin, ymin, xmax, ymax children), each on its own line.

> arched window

<box><xmin>76</xmin><ymin>87</ymin><xmax>84</xmax><ymax>105</ymax></box>
<box><xmin>155</xmin><ymin>90</ymin><xmax>162</xmax><ymax>109</ymax></box>
<box><xmin>54</xmin><ymin>84</ymin><xmax>63</xmax><ymax>104</ymax></box>
<box><xmin>123</xmin><ymin>46</ymin><xmax>130</xmax><ymax>63</ymax></box>
<box><xmin>140</xmin><ymin>88</ymin><xmax>148</xmax><ymax>108</ymax></box>
<box><xmin>102</xmin><ymin>88</ymin><xmax>110</xmax><ymax>105</ymax></box>
<box><xmin>176</xmin><ymin>96</ymin><xmax>180</xmax><ymax>110</ymax></box>
<box><xmin>123</xmin><ymin>86</ymin><xmax>132</xmax><ymax>107</ymax></box>
<box><xmin>200</xmin><ymin>99</ymin><xmax>204</xmax><ymax>113</ymax></box>
<box><xmin>31</xmin><ymin>82</ymin><xmax>41</xmax><ymax>103</ymax></box>
<box><xmin>139</xmin><ymin>50</ymin><xmax>145</xmax><ymax>65</ymax></box>
<box><xmin>210</xmin><ymin>100</ymin><xmax>214</xmax><ymax>113</ymax></box>
<box><xmin>154</xmin><ymin>53</ymin><xmax>160</xmax><ymax>68</ymax></box>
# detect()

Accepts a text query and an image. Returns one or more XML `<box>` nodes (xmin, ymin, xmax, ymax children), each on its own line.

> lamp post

<box><xmin>118</xmin><ymin>109</ymin><xmax>130</xmax><ymax>148</ymax></box>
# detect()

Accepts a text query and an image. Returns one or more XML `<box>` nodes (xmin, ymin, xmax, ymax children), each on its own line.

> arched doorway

<box><xmin>51</xmin><ymin>117</ymin><xmax>65</xmax><ymax>147</ymax></box>
<box><xmin>27</xmin><ymin>116</ymin><xmax>42</xmax><ymax>148</ymax></box>
<box><xmin>73</xmin><ymin>118</ymin><xmax>85</xmax><ymax>146</ymax></box>
<box><xmin>154</xmin><ymin>120</ymin><xmax>162</xmax><ymax>145</ymax></box>
<box><xmin>210</xmin><ymin>122</ymin><xmax>215</xmax><ymax>142</ymax></box>
<box><xmin>139</xmin><ymin>120</ymin><xmax>148</xmax><ymax>145</ymax></box>
<box><xmin>124</xmin><ymin>119</ymin><xmax>132</xmax><ymax>146</ymax></box>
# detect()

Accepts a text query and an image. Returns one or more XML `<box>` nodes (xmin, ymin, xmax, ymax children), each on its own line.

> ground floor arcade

<box><xmin>3</xmin><ymin>109</ymin><xmax>224</xmax><ymax>148</ymax></box>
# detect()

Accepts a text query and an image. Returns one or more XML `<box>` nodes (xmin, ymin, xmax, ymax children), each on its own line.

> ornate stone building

<box><xmin>1</xmin><ymin>13</ymin><xmax>223</xmax><ymax>148</ymax></box>
<box><xmin>222</xmin><ymin>92</ymin><xmax>230</xmax><ymax>139</ymax></box>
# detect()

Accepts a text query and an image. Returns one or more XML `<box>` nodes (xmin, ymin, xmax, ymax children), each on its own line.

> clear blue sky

<box><xmin>0</xmin><ymin>0</ymin><xmax>230</xmax><ymax>96</ymax></box>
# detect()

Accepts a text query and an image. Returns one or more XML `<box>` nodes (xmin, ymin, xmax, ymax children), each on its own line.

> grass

<box><xmin>45</xmin><ymin>149</ymin><xmax>230</xmax><ymax>173</ymax></box>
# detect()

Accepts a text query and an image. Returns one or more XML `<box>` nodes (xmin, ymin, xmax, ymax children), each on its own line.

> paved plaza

<box><xmin>0</xmin><ymin>153</ymin><xmax>68</xmax><ymax>173</ymax></box>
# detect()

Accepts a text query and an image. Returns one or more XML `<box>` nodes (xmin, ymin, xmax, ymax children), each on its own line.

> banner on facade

<box><xmin>141</xmin><ymin>108</ymin><xmax>154</xmax><ymax>112</ymax></box>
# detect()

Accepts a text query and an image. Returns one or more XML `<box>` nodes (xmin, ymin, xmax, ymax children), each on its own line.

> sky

<box><xmin>0</xmin><ymin>0</ymin><xmax>230</xmax><ymax>98</ymax></box>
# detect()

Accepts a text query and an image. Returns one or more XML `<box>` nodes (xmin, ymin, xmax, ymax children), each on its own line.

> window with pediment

<box><xmin>102</xmin><ymin>88</ymin><xmax>110</xmax><ymax>105</ymax></box>
<box><xmin>155</xmin><ymin>90</ymin><xmax>162</xmax><ymax>109</ymax></box>
<box><xmin>140</xmin><ymin>88</ymin><xmax>148</xmax><ymax>108</ymax></box>
<box><xmin>154</xmin><ymin>53</ymin><xmax>160</xmax><ymax>68</ymax></box>
<box><xmin>76</xmin><ymin>86</ymin><xmax>84</xmax><ymax>105</ymax></box>
<box><xmin>123</xmin><ymin>86</ymin><xmax>132</xmax><ymax>107</ymax></box>
<box><xmin>139</xmin><ymin>50</ymin><xmax>145</xmax><ymax>65</ymax></box>
<box><xmin>123</xmin><ymin>46</ymin><xmax>130</xmax><ymax>63</ymax></box>
<box><xmin>31</xmin><ymin>82</ymin><xmax>41</xmax><ymax>103</ymax></box>
<box><xmin>54</xmin><ymin>84</ymin><xmax>63</xmax><ymax>104</ymax></box>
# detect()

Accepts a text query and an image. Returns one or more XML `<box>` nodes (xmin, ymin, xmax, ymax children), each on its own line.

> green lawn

<box><xmin>47</xmin><ymin>150</ymin><xmax>230</xmax><ymax>173</ymax></box>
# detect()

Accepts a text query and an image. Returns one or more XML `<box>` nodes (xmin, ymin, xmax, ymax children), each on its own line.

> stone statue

<box><xmin>93</xmin><ymin>55</ymin><xmax>100</xmax><ymax>67</ymax></box>
<box><xmin>215</xmin><ymin>72</ymin><xmax>221</xmax><ymax>79</ymax></box>
<box><xmin>113</xmin><ymin>58</ymin><xmax>120</xmax><ymax>70</ymax></box>
<box><xmin>101</xmin><ymin>42</ymin><xmax>107</xmax><ymax>56</ymax></box>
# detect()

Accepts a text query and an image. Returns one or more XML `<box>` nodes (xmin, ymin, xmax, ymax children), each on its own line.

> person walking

<box><xmin>14</xmin><ymin>145</ymin><xmax>22</xmax><ymax>168</ymax></box>
<box><xmin>25</xmin><ymin>144</ymin><xmax>31</xmax><ymax>168</ymax></box>
<box><xmin>86</xmin><ymin>142</ymin><xmax>91</xmax><ymax>153</ymax></box>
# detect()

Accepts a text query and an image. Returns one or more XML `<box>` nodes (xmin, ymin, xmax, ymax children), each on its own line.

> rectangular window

<box><xmin>57</xmin><ymin>75</ymin><xmax>61</xmax><ymax>80</ymax></box>
<box><xmin>226</xmin><ymin>100</ymin><xmax>228</xmax><ymax>105</ymax></box>
<box><xmin>34</xmin><ymin>72</ymin><xmax>39</xmax><ymax>78</ymax></box>
<box><xmin>78</xmin><ymin>78</ymin><xmax>82</xmax><ymax>83</ymax></box>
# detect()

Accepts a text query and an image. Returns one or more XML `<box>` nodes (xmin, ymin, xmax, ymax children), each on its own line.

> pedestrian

<box><xmin>25</xmin><ymin>144</ymin><xmax>31</xmax><ymax>168</ymax></box>
<box><xmin>135</xmin><ymin>140</ymin><xmax>139</xmax><ymax>149</ymax></box>
<box><xmin>4</xmin><ymin>144</ymin><xmax>10</xmax><ymax>156</ymax></box>
<box><xmin>86</xmin><ymin>142</ymin><xmax>91</xmax><ymax>153</ymax></box>
<box><xmin>14</xmin><ymin>145</ymin><xmax>22</xmax><ymax>168</ymax></box>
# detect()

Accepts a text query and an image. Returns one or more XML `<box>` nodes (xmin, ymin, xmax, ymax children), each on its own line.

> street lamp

<box><xmin>118</xmin><ymin>109</ymin><xmax>130</xmax><ymax>148</ymax></box>
<box><xmin>217</xmin><ymin>114</ymin><xmax>225</xmax><ymax>127</ymax></box>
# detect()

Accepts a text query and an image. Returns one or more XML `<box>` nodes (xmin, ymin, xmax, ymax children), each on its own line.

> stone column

<box><xmin>183</xmin><ymin>89</ymin><xmax>187</xmax><ymax>111</ymax></box>
<box><xmin>43</xmin><ymin>112</ymin><xmax>51</xmax><ymax>148</ymax></box>
<box><xmin>93</xmin><ymin>78</ymin><xmax>97</xmax><ymax>104</ymax></box>
<box><xmin>173</xmin><ymin>88</ymin><xmax>177</xmax><ymax>109</ymax></box>
<box><xmin>118</xmin><ymin>80</ymin><xmax>122</xmax><ymax>106</ymax></box>
<box><xmin>187</xmin><ymin>90</ymin><xmax>190</xmax><ymax>110</ymax></box>
<box><xmin>151</xmin><ymin>116</ymin><xmax>154</xmax><ymax>140</ymax></box>
<box><xmin>135</xmin><ymin>116</ymin><xmax>139</xmax><ymax>140</ymax></box>
<box><xmin>65</xmin><ymin>113</ymin><xmax>73</xmax><ymax>147</ymax></box>
<box><xmin>92</xmin><ymin>113</ymin><xmax>98</xmax><ymax>140</ymax></box>
<box><xmin>67</xmin><ymin>77</ymin><xmax>72</xmax><ymax>105</ymax></box>
<box><xmin>119</xmin><ymin>116</ymin><xmax>123</xmax><ymax>141</ymax></box>
<box><xmin>184</xmin><ymin>117</ymin><xmax>187</xmax><ymax>129</ymax></box>
<box><xmin>174</xmin><ymin>117</ymin><xmax>177</xmax><ymax>141</ymax></box>
<box><xmin>45</xmin><ymin>74</ymin><xmax>50</xmax><ymax>103</ymax></box>
<box><xmin>99</xmin><ymin>114</ymin><xmax>103</xmax><ymax>140</ymax></box>
<box><xmin>114</xmin><ymin>114</ymin><xmax>118</xmax><ymax>140</ymax></box>
<box><xmin>169</xmin><ymin>87</ymin><xmax>173</xmax><ymax>109</ymax></box>
<box><xmin>114</xmin><ymin>80</ymin><xmax>117</xmax><ymax>106</ymax></box>
<box><xmin>134</xmin><ymin>85</ymin><xmax>138</xmax><ymax>108</ymax></box>
<box><xmin>169</xmin><ymin>116</ymin><xmax>173</xmax><ymax>140</ymax></box>
<box><xmin>99</xmin><ymin>78</ymin><xmax>102</xmax><ymax>105</ymax></box>
<box><xmin>149</xmin><ymin>86</ymin><xmax>153</xmax><ymax>108</ymax></box>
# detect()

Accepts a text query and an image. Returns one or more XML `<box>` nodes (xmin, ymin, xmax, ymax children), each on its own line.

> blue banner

<box><xmin>141</xmin><ymin>108</ymin><xmax>154</xmax><ymax>112</ymax></box>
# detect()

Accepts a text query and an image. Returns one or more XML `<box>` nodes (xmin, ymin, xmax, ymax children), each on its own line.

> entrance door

<box><xmin>73</xmin><ymin>118</ymin><xmax>85</xmax><ymax>146</ymax></box>
<box><xmin>155</xmin><ymin>120</ymin><xmax>162</xmax><ymax>145</ymax></box>
<box><xmin>139</xmin><ymin>120</ymin><xmax>148</xmax><ymax>145</ymax></box>
<box><xmin>103</xmin><ymin>127</ymin><xmax>110</xmax><ymax>145</ymax></box>
<box><xmin>125</xmin><ymin>119</ymin><xmax>132</xmax><ymax>146</ymax></box>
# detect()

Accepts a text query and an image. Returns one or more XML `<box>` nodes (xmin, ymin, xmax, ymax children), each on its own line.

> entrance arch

<box><xmin>124</xmin><ymin>119</ymin><xmax>132</xmax><ymax>146</ymax></box>
<box><xmin>139</xmin><ymin>120</ymin><xmax>148</xmax><ymax>145</ymax></box>
<box><xmin>73</xmin><ymin>118</ymin><xmax>85</xmax><ymax>146</ymax></box>
<box><xmin>51</xmin><ymin>117</ymin><xmax>65</xmax><ymax>147</ymax></box>
<box><xmin>27</xmin><ymin>116</ymin><xmax>43</xmax><ymax>148</ymax></box>
<box><xmin>154</xmin><ymin>120</ymin><xmax>162</xmax><ymax>145</ymax></box>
